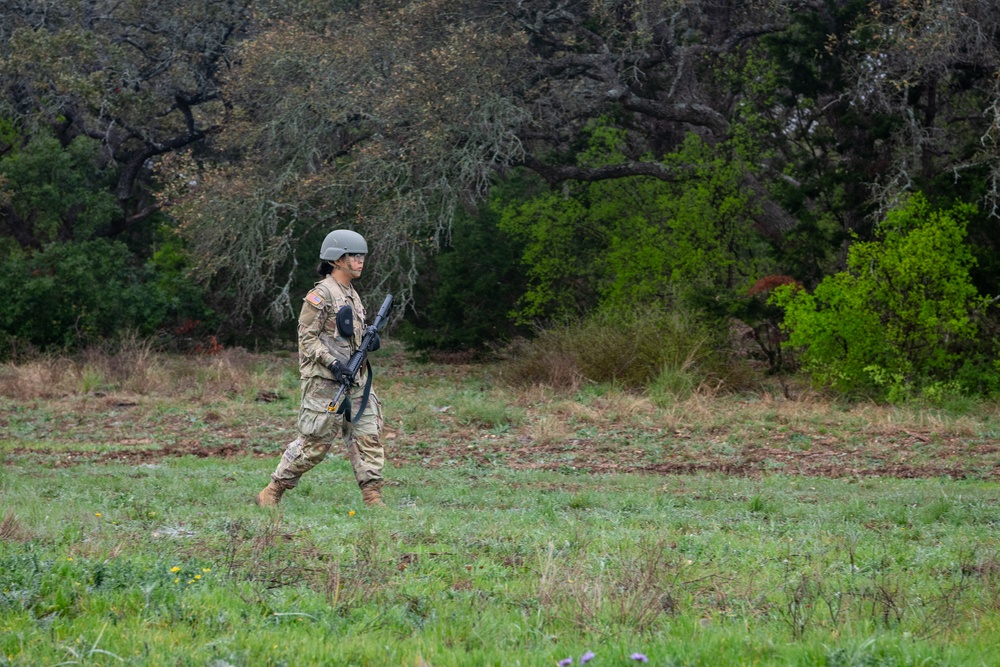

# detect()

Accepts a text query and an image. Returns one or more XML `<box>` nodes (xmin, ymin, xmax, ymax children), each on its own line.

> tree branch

<box><xmin>115</xmin><ymin>126</ymin><xmax>217</xmax><ymax>201</ymax></box>
<box><xmin>522</xmin><ymin>155</ymin><xmax>687</xmax><ymax>185</ymax></box>
<box><xmin>611</xmin><ymin>90</ymin><xmax>731</xmax><ymax>136</ymax></box>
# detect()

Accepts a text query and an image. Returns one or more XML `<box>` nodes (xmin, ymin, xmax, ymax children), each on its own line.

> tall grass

<box><xmin>498</xmin><ymin>307</ymin><xmax>757</xmax><ymax>397</ymax></box>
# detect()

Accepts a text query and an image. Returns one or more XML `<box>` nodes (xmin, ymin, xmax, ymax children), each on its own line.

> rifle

<box><xmin>327</xmin><ymin>293</ymin><xmax>393</xmax><ymax>420</ymax></box>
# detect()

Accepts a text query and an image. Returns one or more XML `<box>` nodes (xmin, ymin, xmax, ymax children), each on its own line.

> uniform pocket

<box><xmin>281</xmin><ymin>438</ymin><xmax>304</xmax><ymax>464</ymax></box>
<box><xmin>297</xmin><ymin>377</ymin><xmax>339</xmax><ymax>438</ymax></box>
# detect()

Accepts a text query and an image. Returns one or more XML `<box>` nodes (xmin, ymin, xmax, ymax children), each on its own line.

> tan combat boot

<box><xmin>255</xmin><ymin>480</ymin><xmax>286</xmax><ymax>507</ymax></box>
<box><xmin>361</xmin><ymin>481</ymin><xmax>385</xmax><ymax>507</ymax></box>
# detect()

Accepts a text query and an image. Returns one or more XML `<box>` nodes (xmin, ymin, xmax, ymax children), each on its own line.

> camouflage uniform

<box><xmin>269</xmin><ymin>275</ymin><xmax>384</xmax><ymax>490</ymax></box>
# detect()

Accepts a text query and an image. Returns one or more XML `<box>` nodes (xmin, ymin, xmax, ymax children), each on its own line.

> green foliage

<box><xmin>148</xmin><ymin>225</ymin><xmax>217</xmax><ymax>340</ymax></box>
<box><xmin>399</xmin><ymin>194</ymin><xmax>530</xmax><ymax>352</ymax></box>
<box><xmin>0</xmin><ymin>126</ymin><xmax>213</xmax><ymax>354</ymax></box>
<box><xmin>498</xmin><ymin>123</ymin><xmax>773</xmax><ymax>323</ymax></box>
<box><xmin>772</xmin><ymin>194</ymin><xmax>999</xmax><ymax>399</ymax></box>
<box><xmin>0</xmin><ymin>131</ymin><xmax>121</xmax><ymax>250</ymax></box>
<box><xmin>0</xmin><ymin>238</ymin><xmax>213</xmax><ymax>355</ymax></box>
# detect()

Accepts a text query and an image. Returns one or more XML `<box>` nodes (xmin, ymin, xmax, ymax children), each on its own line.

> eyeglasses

<box><xmin>346</xmin><ymin>253</ymin><xmax>367</xmax><ymax>260</ymax></box>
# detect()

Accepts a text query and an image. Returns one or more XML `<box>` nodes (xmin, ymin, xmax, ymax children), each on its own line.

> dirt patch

<box><xmin>386</xmin><ymin>427</ymin><xmax>1000</xmax><ymax>480</ymax></box>
<box><xmin>8</xmin><ymin>441</ymin><xmax>265</xmax><ymax>468</ymax></box>
<box><xmin>8</xmin><ymin>425</ymin><xmax>998</xmax><ymax>480</ymax></box>
<box><xmin>4</xmin><ymin>388</ymin><xmax>999</xmax><ymax>480</ymax></box>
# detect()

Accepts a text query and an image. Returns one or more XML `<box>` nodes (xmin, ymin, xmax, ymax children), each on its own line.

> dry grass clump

<box><xmin>860</xmin><ymin>404</ymin><xmax>988</xmax><ymax>438</ymax></box>
<box><xmin>498</xmin><ymin>336</ymin><xmax>584</xmax><ymax>390</ymax></box>
<box><xmin>0</xmin><ymin>332</ymin><xmax>163</xmax><ymax>398</ymax></box>
<box><xmin>591</xmin><ymin>392</ymin><xmax>658</xmax><ymax>426</ymax></box>
<box><xmin>537</xmin><ymin>538</ymin><xmax>684</xmax><ymax>633</ymax></box>
<box><xmin>79</xmin><ymin>331</ymin><xmax>161</xmax><ymax>394</ymax></box>
<box><xmin>497</xmin><ymin>307</ymin><xmax>752</xmax><ymax>395</ymax></box>
<box><xmin>0</xmin><ymin>513</ymin><xmax>31</xmax><ymax>542</ymax></box>
<box><xmin>0</xmin><ymin>335</ymin><xmax>283</xmax><ymax>400</ymax></box>
<box><xmin>162</xmin><ymin>347</ymin><xmax>265</xmax><ymax>398</ymax></box>
<box><xmin>0</xmin><ymin>356</ymin><xmax>70</xmax><ymax>398</ymax></box>
<box><xmin>550</xmin><ymin>398</ymin><xmax>602</xmax><ymax>425</ymax></box>
<box><xmin>527</xmin><ymin>414</ymin><xmax>576</xmax><ymax>447</ymax></box>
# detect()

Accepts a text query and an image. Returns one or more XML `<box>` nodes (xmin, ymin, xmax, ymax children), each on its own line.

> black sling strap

<box><xmin>335</xmin><ymin>359</ymin><xmax>374</xmax><ymax>423</ymax></box>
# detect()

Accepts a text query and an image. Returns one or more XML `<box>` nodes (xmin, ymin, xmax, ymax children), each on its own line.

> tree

<box><xmin>167</xmin><ymin>0</ymin><xmax>819</xmax><ymax>323</ymax></box>
<box><xmin>166</xmin><ymin>0</ymin><xmax>532</xmax><ymax>322</ymax></box>
<box><xmin>151</xmin><ymin>0</ymin><xmax>1000</xmax><ymax>352</ymax></box>
<box><xmin>842</xmin><ymin>0</ymin><xmax>1000</xmax><ymax>296</ymax></box>
<box><xmin>499</xmin><ymin>125</ymin><xmax>774</xmax><ymax>322</ymax></box>
<box><xmin>0</xmin><ymin>0</ymin><xmax>252</xmax><ymax>231</ymax></box>
<box><xmin>845</xmin><ymin>0</ymin><xmax>1000</xmax><ymax>211</ymax></box>
<box><xmin>0</xmin><ymin>130</ymin><xmax>120</xmax><ymax>254</ymax></box>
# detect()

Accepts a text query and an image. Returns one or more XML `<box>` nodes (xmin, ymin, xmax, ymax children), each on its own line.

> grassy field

<box><xmin>1</xmin><ymin>343</ymin><xmax>999</xmax><ymax>666</ymax></box>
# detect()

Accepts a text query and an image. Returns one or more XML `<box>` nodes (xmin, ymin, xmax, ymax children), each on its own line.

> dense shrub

<box><xmin>0</xmin><ymin>238</ymin><xmax>213</xmax><ymax>357</ymax></box>
<box><xmin>0</xmin><ymin>133</ymin><xmax>121</xmax><ymax>251</ymax></box>
<box><xmin>771</xmin><ymin>194</ymin><xmax>1000</xmax><ymax>400</ymax></box>
<box><xmin>399</xmin><ymin>195</ymin><xmax>530</xmax><ymax>353</ymax></box>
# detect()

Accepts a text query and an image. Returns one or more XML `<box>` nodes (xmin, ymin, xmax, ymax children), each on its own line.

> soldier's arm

<box><xmin>298</xmin><ymin>290</ymin><xmax>339</xmax><ymax>370</ymax></box>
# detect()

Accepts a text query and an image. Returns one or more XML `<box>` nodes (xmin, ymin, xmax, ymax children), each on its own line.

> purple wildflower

<box><xmin>558</xmin><ymin>659</ymin><xmax>572</xmax><ymax>667</ymax></box>
<box><xmin>630</xmin><ymin>654</ymin><xmax>649</xmax><ymax>663</ymax></box>
<box><xmin>580</xmin><ymin>651</ymin><xmax>595</xmax><ymax>664</ymax></box>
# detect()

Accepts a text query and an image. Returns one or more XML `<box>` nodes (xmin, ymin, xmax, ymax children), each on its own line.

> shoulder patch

<box><xmin>305</xmin><ymin>291</ymin><xmax>324</xmax><ymax>307</ymax></box>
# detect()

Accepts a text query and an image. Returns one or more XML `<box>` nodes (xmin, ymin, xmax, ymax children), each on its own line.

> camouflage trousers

<box><xmin>271</xmin><ymin>375</ymin><xmax>384</xmax><ymax>489</ymax></box>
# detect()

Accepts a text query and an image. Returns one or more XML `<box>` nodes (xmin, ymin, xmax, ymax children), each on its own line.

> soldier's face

<box><xmin>338</xmin><ymin>253</ymin><xmax>366</xmax><ymax>278</ymax></box>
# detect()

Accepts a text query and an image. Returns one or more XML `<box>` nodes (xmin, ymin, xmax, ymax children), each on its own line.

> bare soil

<box><xmin>390</xmin><ymin>428</ymin><xmax>1000</xmax><ymax>480</ymax></box>
<box><xmin>5</xmin><ymin>394</ymin><xmax>997</xmax><ymax>480</ymax></box>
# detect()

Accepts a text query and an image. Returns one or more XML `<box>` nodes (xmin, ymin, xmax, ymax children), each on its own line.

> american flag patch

<box><xmin>305</xmin><ymin>291</ymin><xmax>323</xmax><ymax>306</ymax></box>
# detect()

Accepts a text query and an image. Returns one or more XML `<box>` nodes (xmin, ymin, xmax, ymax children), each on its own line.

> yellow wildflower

<box><xmin>170</xmin><ymin>566</ymin><xmax>181</xmax><ymax>573</ymax></box>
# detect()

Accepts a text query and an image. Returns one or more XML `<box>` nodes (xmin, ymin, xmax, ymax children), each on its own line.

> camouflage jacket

<box><xmin>297</xmin><ymin>275</ymin><xmax>367</xmax><ymax>380</ymax></box>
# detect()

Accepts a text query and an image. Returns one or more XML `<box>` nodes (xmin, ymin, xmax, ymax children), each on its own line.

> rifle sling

<box><xmin>335</xmin><ymin>359</ymin><xmax>374</xmax><ymax>424</ymax></box>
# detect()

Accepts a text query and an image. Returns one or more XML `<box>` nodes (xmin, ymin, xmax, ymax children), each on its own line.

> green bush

<box><xmin>0</xmin><ymin>127</ymin><xmax>214</xmax><ymax>355</ymax></box>
<box><xmin>0</xmin><ymin>132</ymin><xmax>121</xmax><ymax>248</ymax></box>
<box><xmin>771</xmin><ymin>194</ymin><xmax>999</xmax><ymax>399</ymax></box>
<box><xmin>0</xmin><ymin>238</ymin><xmax>213</xmax><ymax>356</ymax></box>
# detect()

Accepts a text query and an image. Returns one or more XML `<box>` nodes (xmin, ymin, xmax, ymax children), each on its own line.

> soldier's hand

<box><xmin>328</xmin><ymin>360</ymin><xmax>352</xmax><ymax>385</ymax></box>
<box><xmin>368</xmin><ymin>329</ymin><xmax>381</xmax><ymax>352</ymax></box>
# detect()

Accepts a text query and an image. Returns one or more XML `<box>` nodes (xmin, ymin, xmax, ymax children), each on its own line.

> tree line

<box><xmin>1</xmin><ymin>0</ymin><xmax>998</xmax><ymax>399</ymax></box>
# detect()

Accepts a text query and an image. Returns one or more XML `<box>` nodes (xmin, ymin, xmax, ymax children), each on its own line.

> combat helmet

<box><xmin>320</xmin><ymin>229</ymin><xmax>368</xmax><ymax>261</ymax></box>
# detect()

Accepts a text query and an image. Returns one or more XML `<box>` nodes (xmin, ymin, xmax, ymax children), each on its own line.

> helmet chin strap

<box><xmin>333</xmin><ymin>258</ymin><xmax>361</xmax><ymax>281</ymax></box>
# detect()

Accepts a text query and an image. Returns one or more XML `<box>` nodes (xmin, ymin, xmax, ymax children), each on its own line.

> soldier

<box><xmin>256</xmin><ymin>229</ymin><xmax>386</xmax><ymax>508</ymax></box>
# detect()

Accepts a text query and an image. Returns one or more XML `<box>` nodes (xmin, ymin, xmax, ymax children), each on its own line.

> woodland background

<box><xmin>2</xmin><ymin>0</ymin><xmax>1000</xmax><ymax>402</ymax></box>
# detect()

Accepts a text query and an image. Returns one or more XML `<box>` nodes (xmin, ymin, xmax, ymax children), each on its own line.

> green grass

<box><xmin>0</xmin><ymin>345</ymin><xmax>999</xmax><ymax>665</ymax></box>
<box><xmin>1</xmin><ymin>463</ymin><xmax>999</xmax><ymax>666</ymax></box>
